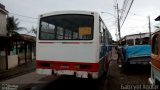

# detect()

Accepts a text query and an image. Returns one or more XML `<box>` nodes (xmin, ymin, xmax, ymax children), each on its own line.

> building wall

<box><xmin>0</xmin><ymin>55</ymin><xmax>19</xmax><ymax>70</ymax></box>
<box><xmin>0</xmin><ymin>56</ymin><xmax>6</xmax><ymax>70</ymax></box>
<box><xmin>8</xmin><ymin>55</ymin><xmax>18</xmax><ymax>69</ymax></box>
<box><xmin>0</xmin><ymin>13</ymin><xmax>7</xmax><ymax>36</ymax></box>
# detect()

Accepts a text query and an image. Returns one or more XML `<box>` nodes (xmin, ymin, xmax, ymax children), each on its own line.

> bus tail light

<box><xmin>60</xmin><ymin>64</ymin><xmax>70</xmax><ymax>69</ymax></box>
<box><xmin>38</xmin><ymin>63</ymin><xmax>51</xmax><ymax>68</ymax></box>
<box><xmin>74</xmin><ymin>64</ymin><xmax>92</xmax><ymax>70</ymax></box>
<box><xmin>36</xmin><ymin>60</ymin><xmax>99</xmax><ymax>72</ymax></box>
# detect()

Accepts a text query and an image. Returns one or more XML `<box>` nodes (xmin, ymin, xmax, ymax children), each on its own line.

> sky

<box><xmin>0</xmin><ymin>0</ymin><xmax>160</xmax><ymax>40</ymax></box>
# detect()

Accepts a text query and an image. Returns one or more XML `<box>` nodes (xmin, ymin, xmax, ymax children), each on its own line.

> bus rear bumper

<box><xmin>36</xmin><ymin>68</ymin><xmax>98</xmax><ymax>79</ymax></box>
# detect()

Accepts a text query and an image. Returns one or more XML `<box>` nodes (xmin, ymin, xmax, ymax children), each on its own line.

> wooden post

<box><xmin>16</xmin><ymin>40</ymin><xmax>20</xmax><ymax>65</ymax></box>
<box><xmin>24</xmin><ymin>41</ymin><xmax>27</xmax><ymax>63</ymax></box>
<box><xmin>148</xmin><ymin>16</ymin><xmax>151</xmax><ymax>44</ymax></box>
<box><xmin>8</xmin><ymin>37</ymin><xmax>10</xmax><ymax>55</ymax></box>
<box><xmin>16</xmin><ymin>41</ymin><xmax>18</xmax><ymax>54</ymax></box>
<box><xmin>30</xmin><ymin>43</ymin><xmax>32</xmax><ymax>60</ymax></box>
<box><xmin>5</xmin><ymin>38</ymin><xmax>8</xmax><ymax>70</ymax></box>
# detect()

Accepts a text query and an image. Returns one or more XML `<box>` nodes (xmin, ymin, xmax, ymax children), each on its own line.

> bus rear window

<box><xmin>39</xmin><ymin>14</ymin><xmax>94</xmax><ymax>40</ymax></box>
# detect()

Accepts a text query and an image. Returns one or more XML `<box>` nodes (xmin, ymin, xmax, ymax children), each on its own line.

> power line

<box><xmin>9</xmin><ymin>12</ymin><xmax>38</xmax><ymax>19</ymax></box>
<box><xmin>120</xmin><ymin>0</ymin><xmax>129</xmax><ymax>22</ymax></box>
<box><xmin>19</xmin><ymin>19</ymin><xmax>37</xmax><ymax>24</ymax></box>
<box><xmin>104</xmin><ymin>16</ymin><xmax>115</xmax><ymax>21</ymax></box>
<box><xmin>113</xmin><ymin>0</ymin><xmax>117</xmax><ymax>6</ymax></box>
<box><xmin>120</xmin><ymin>0</ymin><xmax>134</xmax><ymax>28</ymax></box>
<box><xmin>125</xmin><ymin>17</ymin><xmax>147</xmax><ymax>21</ymax></box>
<box><xmin>101</xmin><ymin>12</ymin><xmax>115</xmax><ymax>17</ymax></box>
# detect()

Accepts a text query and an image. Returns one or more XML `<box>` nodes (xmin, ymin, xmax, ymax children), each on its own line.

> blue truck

<box><xmin>123</xmin><ymin>45</ymin><xmax>151</xmax><ymax>65</ymax></box>
<box><xmin>121</xmin><ymin>33</ymin><xmax>151</xmax><ymax>66</ymax></box>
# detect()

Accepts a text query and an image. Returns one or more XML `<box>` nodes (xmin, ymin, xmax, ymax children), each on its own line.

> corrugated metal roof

<box><xmin>155</xmin><ymin>15</ymin><xmax>160</xmax><ymax>21</ymax></box>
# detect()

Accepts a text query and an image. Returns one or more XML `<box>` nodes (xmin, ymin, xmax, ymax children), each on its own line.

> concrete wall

<box><xmin>0</xmin><ymin>13</ymin><xmax>7</xmax><ymax>36</ymax></box>
<box><xmin>0</xmin><ymin>56</ymin><xmax>6</xmax><ymax>70</ymax></box>
<box><xmin>18</xmin><ymin>53</ymin><xmax>31</xmax><ymax>60</ymax></box>
<box><xmin>0</xmin><ymin>55</ymin><xmax>18</xmax><ymax>70</ymax></box>
<box><xmin>18</xmin><ymin>53</ymin><xmax>31</xmax><ymax>64</ymax></box>
<box><xmin>8</xmin><ymin>55</ymin><xmax>18</xmax><ymax>69</ymax></box>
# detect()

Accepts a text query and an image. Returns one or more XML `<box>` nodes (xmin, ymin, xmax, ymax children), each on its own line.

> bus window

<box><xmin>40</xmin><ymin>22</ymin><xmax>56</xmax><ymax>40</ymax></box>
<box><xmin>152</xmin><ymin>35</ymin><xmax>158</xmax><ymax>55</ymax></box>
<box><xmin>39</xmin><ymin>14</ymin><xmax>94</xmax><ymax>40</ymax></box>
<box><xmin>73</xmin><ymin>32</ymin><xmax>78</xmax><ymax>39</ymax></box>
<box><xmin>103</xmin><ymin>28</ymin><xmax>106</xmax><ymax>44</ymax></box>
<box><xmin>79</xmin><ymin>27</ymin><xmax>92</xmax><ymax>39</ymax></box>
<box><xmin>57</xmin><ymin>26</ymin><xmax>63</xmax><ymax>39</ymax></box>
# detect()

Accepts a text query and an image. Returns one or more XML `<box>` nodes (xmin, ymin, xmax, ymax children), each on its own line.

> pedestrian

<box><xmin>117</xmin><ymin>44</ymin><xmax>123</xmax><ymax>67</ymax></box>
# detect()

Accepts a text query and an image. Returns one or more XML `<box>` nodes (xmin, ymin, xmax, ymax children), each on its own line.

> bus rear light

<box><xmin>75</xmin><ymin>64</ymin><xmax>92</xmax><ymax>70</ymax></box>
<box><xmin>74</xmin><ymin>65</ymin><xmax>80</xmax><ymax>69</ymax></box>
<box><xmin>60</xmin><ymin>64</ymin><xmax>70</xmax><ymax>69</ymax></box>
<box><xmin>38</xmin><ymin>62</ymin><xmax>52</xmax><ymax>68</ymax></box>
<box><xmin>36</xmin><ymin>60</ymin><xmax>98</xmax><ymax>72</ymax></box>
<box><xmin>40</xmin><ymin>63</ymin><xmax>50</xmax><ymax>67</ymax></box>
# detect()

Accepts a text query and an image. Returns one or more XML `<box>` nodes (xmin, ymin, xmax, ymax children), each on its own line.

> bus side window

<box><xmin>99</xmin><ymin>19</ymin><xmax>103</xmax><ymax>43</ymax></box>
<box><xmin>99</xmin><ymin>32</ymin><xmax>102</xmax><ymax>43</ymax></box>
<box><xmin>103</xmin><ymin>28</ymin><xmax>106</xmax><ymax>45</ymax></box>
<box><xmin>152</xmin><ymin>35</ymin><xmax>158</xmax><ymax>55</ymax></box>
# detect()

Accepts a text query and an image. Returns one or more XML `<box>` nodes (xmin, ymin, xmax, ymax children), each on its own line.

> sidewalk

<box><xmin>0</xmin><ymin>60</ymin><xmax>35</xmax><ymax>81</ymax></box>
<box><xmin>111</xmin><ymin>47</ymin><xmax>118</xmax><ymax>60</ymax></box>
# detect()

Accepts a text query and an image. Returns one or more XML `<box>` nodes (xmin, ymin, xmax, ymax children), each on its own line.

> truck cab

<box><xmin>121</xmin><ymin>33</ymin><xmax>151</xmax><ymax>65</ymax></box>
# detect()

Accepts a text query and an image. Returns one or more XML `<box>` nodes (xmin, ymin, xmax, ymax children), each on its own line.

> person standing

<box><xmin>117</xmin><ymin>44</ymin><xmax>123</xmax><ymax>67</ymax></box>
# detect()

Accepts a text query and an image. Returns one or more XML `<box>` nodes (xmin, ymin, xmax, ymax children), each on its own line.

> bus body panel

<box><xmin>149</xmin><ymin>31</ymin><xmax>160</xmax><ymax>84</ymax></box>
<box><xmin>36</xmin><ymin>43</ymin><xmax>97</xmax><ymax>63</ymax></box>
<box><xmin>36</xmin><ymin>11</ymin><xmax>112</xmax><ymax>79</ymax></box>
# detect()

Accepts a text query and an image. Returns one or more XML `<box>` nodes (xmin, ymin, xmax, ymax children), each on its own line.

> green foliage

<box><xmin>7</xmin><ymin>16</ymin><xmax>28</xmax><ymax>36</ymax></box>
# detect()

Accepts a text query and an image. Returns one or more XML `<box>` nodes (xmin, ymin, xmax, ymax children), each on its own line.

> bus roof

<box><xmin>39</xmin><ymin>10</ymin><xmax>99</xmax><ymax>18</ymax></box>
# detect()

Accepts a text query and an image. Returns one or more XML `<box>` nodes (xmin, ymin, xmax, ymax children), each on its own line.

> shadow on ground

<box><xmin>106</xmin><ymin>60</ymin><xmax>151</xmax><ymax>90</ymax></box>
<box><xmin>31</xmin><ymin>75</ymin><xmax>107</xmax><ymax>90</ymax></box>
<box><xmin>121</xmin><ymin>64</ymin><xmax>151</xmax><ymax>75</ymax></box>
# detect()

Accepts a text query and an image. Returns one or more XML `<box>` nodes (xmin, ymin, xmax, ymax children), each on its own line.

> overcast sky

<box><xmin>0</xmin><ymin>0</ymin><xmax>160</xmax><ymax>40</ymax></box>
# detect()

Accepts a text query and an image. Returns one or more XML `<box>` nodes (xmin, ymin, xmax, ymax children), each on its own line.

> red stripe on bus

<box><xmin>38</xmin><ymin>42</ymin><xmax>92</xmax><ymax>44</ymax></box>
<box><xmin>36</xmin><ymin>60</ymin><xmax>99</xmax><ymax>72</ymax></box>
<box><xmin>62</xmin><ymin>42</ymin><xmax>80</xmax><ymax>44</ymax></box>
<box><xmin>39</xmin><ymin>42</ymin><xmax>54</xmax><ymax>44</ymax></box>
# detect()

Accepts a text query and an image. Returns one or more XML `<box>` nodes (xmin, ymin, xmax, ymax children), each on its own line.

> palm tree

<box><xmin>30</xmin><ymin>26</ymin><xmax>37</xmax><ymax>34</ymax></box>
<box><xmin>7</xmin><ymin>16</ymin><xmax>27</xmax><ymax>36</ymax></box>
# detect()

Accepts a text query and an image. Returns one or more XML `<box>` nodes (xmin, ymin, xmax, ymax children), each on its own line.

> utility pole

<box><xmin>117</xmin><ymin>3</ymin><xmax>121</xmax><ymax>44</ymax></box>
<box><xmin>148</xmin><ymin>16</ymin><xmax>151</xmax><ymax>43</ymax></box>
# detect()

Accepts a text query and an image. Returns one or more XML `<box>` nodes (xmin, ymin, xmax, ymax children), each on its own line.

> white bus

<box><xmin>36</xmin><ymin>11</ymin><xmax>112</xmax><ymax>79</ymax></box>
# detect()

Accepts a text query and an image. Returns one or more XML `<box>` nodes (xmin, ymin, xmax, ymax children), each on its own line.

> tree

<box><xmin>7</xmin><ymin>16</ymin><xmax>27</xmax><ymax>36</ymax></box>
<box><xmin>30</xmin><ymin>26</ymin><xmax>37</xmax><ymax>34</ymax></box>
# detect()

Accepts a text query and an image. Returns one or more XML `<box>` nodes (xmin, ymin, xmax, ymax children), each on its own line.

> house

<box><xmin>0</xmin><ymin>3</ymin><xmax>9</xmax><ymax>70</ymax></box>
<box><xmin>0</xmin><ymin>3</ymin><xmax>8</xmax><ymax>36</ymax></box>
<box><xmin>0</xmin><ymin>3</ymin><xmax>36</xmax><ymax>71</ymax></box>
